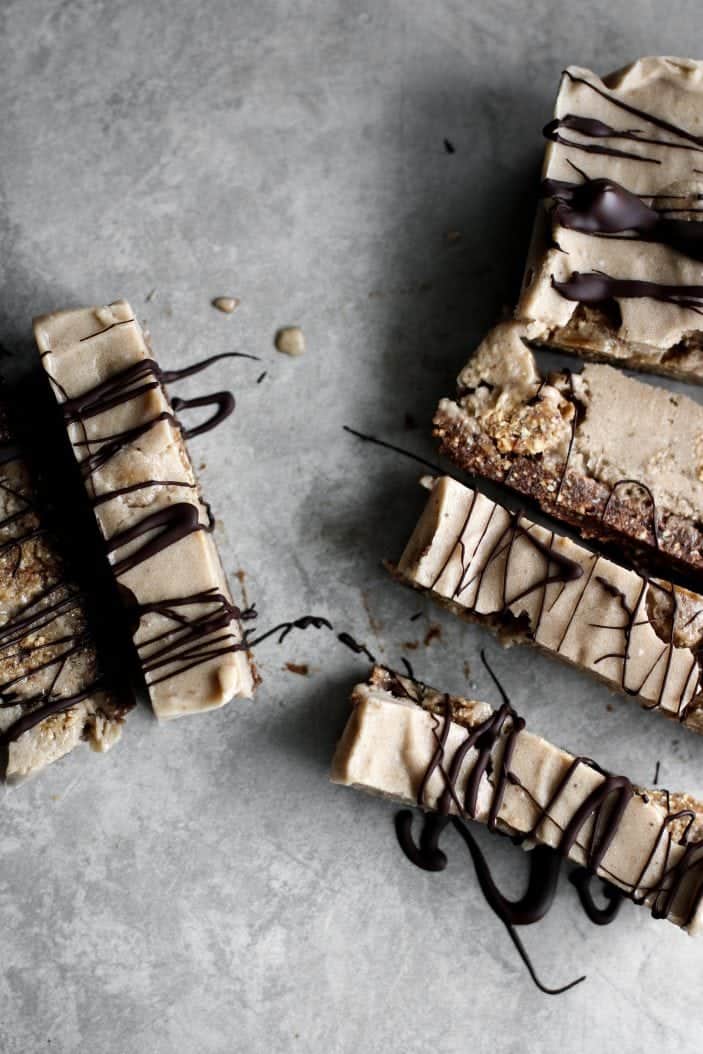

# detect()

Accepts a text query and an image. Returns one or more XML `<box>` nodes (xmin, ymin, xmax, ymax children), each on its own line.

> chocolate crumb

<box><xmin>212</xmin><ymin>296</ymin><xmax>240</xmax><ymax>314</ymax></box>
<box><xmin>285</xmin><ymin>662</ymin><xmax>309</xmax><ymax>676</ymax></box>
<box><xmin>654</xmin><ymin>760</ymin><xmax>661</xmax><ymax>785</ymax></box>
<box><xmin>257</xmin><ymin>371</ymin><xmax>267</xmax><ymax>384</ymax></box>
<box><xmin>404</xmin><ymin>412</ymin><xmax>417</xmax><ymax>430</ymax></box>
<box><xmin>424</xmin><ymin>624</ymin><xmax>441</xmax><ymax>646</ymax></box>
<box><xmin>463</xmin><ymin>660</ymin><xmax>471</xmax><ymax>680</ymax></box>
<box><xmin>410</xmin><ymin>611</ymin><xmax>422</xmax><ymax>622</ymax></box>
<box><xmin>606</xmin><ymin>703</ymin><xmax>614</xmax><ymax>712</ymax></box>
<box><xmin>443</xmin><ymin>138</ymin><xmax>455</xmax><ymax>154</ymax></box>
<box><xmin>145</xmin><ymin>288</ymin><xmax>157</xmax><ymax>302</ymax></box>
<box><xmin>402</xmin><ymin>640</ymin><xmax>419</xmax><ymax>650</ymax></box>
<box><xmin>446</xmin><ymin>230</ymin><xmax>462</xmax><ymax>243</ymax></box>
<box><xmin>275</xmin><ymin>326</ymin><xmax>305</xmax><ymax>357</ymax></box>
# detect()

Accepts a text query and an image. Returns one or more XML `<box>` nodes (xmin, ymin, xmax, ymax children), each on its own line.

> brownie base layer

<box><xmin>433</xmin><ymin>409</ymin><xmax>703</xmax><ymax>586</ymax></box>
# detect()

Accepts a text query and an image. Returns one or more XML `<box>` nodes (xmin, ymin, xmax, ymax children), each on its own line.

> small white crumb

<box><xmin>275</xmin><ymin>326</ymin><xmax>305</xmax><ymax>357</ymax></box>
<box><xmin>212</xmin><ymin>296</ymin><xmax>240</xmax><ymax>314</ymax></box>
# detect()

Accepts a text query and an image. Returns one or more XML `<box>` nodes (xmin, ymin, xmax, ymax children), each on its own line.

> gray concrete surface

<box><xmin>1</xmin><ymin>1</ymin><xmax>703</xmax><ymax>1051</ymax></box>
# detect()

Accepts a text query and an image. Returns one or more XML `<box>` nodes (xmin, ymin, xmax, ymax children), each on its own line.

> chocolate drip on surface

<box><xmin>343</xmin><ymin>425</ymin><xmax>445</xmax><ymax>476</ymax></box>
<box><xmin>569</xmin><ymin>868</ymin><xmax>624</xmax><ymax>925</ymax></box>
<box><xmin>170</xmin><ymin>391</ymin><xmax>235</xmax><ymax>439</ymax></box>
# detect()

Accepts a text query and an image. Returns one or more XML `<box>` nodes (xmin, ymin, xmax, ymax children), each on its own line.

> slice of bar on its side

<box><xmin>332</xmin><ymin>666</ymin><xmax>703</xmax><ymax>934</ymax></box>
<box><xmin>0</xmin><ymin>400</ymin><xmax>131</xmax><ymax>781</ymax></box>
<box><xmin>34</xmin><ymin>300</ymin><xmax>255</xmax><ymax>719</ymax></box>
<box><xmin>434</xmin><ymin>321</ymin><xmax>703</xmax><ymax>582</ymax></box>
<box><xmin>516</xmin><ymin>57</ymin><xmax>703</xmax><ymax>382</ymax></box>
<box><xmin>393</xmin><ymin>473</ymin><xmax>703</xmax><ymax>731</ymax></box>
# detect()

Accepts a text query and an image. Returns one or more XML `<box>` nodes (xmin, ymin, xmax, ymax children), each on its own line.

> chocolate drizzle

<box><xmin>552</xmin><ymin>272</ymin><xmax>703</xmax><ymax>315</ymax></box>
<box><xmin>0</xmin><ymin>428</ymin><xmax>116</xmax><ymax>748</ymax></box>
<box><xmin>540</xmin><ymin>70</ymin><xmax>703</xmax><ymax>318</ymax></box>
<box><xmin>389</xmin><ymin>657</ymin><xmax>703</xmax><ymax>994</ymax></box>
<box><xmin>542</xmin><ymin>177</ymin><xmax>703</xmax><ymax>263</ymax></box>
<box><xmin>41</xmin><ymin>337</ymin><xmax>259</xmax><ymax>691</ymax></box>
<box><xmin>422</xmin><ymin>481</ymin><xmax>701</xmax><ymax>720</ymax></box>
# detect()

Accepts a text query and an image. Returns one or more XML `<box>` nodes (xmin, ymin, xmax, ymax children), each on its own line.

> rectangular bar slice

<box><xmin>0</xmin><ymin>400</ymin><xmax>131</xmax><ymax>781</ymax></box>
<box><xmin>434</xmin><ymin>321</ymin><xmax>703</xmax><ymax>581</ymax></box>
<box><xmin>393</xmin><ymin>474</ymin><xmax>703</xmax><ymax>732</ymax></box>
<box><xmin>394</xmin><ymin>478</ymin><xmax>703</xmax><ymax>733</ymax></box>
<box><xmin>332</xmin><ymin>666</ymin><xmax>703</xmax><ymax>934</ymax></box>
<box><xmin>34</xmin><ymin>300</ymin><xmax>255</xmax><ymax>719</ymax></box>
<box><xmin>517</xmin><ymin>57</ymin><xmax>703</xmax><ymax>381</ymax></box>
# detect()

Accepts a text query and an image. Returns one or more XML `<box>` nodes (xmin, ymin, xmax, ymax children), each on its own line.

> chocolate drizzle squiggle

<box><xmin>41</xmin><ymin>338</ymin><xmax>258</xmax><ymax>690</ymax></box>
<box><xmin>0</xmin><ymin>431</ymin><xmax>113</xmax><ymax>747</ymax></box>
<box><xmin>423</xmin><ymin>482</ymin><xmax>700</xmax><ymax>720</ymax></box>
<box><xmin>389</xmin><ymin>656</ymin><xmax>703</xmax><ymax>993</ymax></box>
<box><xmin>542</xmin><ymin>176</ymin><xmax>703</xmax><ymax>263</ymax></box>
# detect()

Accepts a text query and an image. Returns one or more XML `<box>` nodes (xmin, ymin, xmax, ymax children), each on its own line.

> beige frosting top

<box><xmin>517</xmin><ymin>58</ymin><xmax>703</xmax><ymax>351</ymax></box>
<box><xmin>397</xmin><ymin>475</ymin><xmax>703</xmax><ymax>727</ymax></box>
<box><xmin>332</xmin><ymin>668</ymin><xmax>703</xmax><ymax>934</ymax></box>
<box><xmin>34</xmin><ymin>300</ymin><xmax>254</xmax><ymax>718</ymax></box>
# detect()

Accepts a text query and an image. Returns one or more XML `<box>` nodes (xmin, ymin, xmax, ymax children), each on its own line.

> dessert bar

<box><xmin>0</xmin><ymin>401</ymin><xmax>130</xmax><ymax>780</ymax></box>
<box><xmin>393</xmin><ymin>474</ymin><xmax>703</xmax><ymax>731</ymax></box>
<box><xmin>34</xmin><ymin>300</ymin><xmax>255</xmax><ymax>719</ymax></box>
<box><xmin>434</xmin><ymin>321</ymin><xmax>703</xmax><ymax>580</ymax></box>
<box><xmin>332</xmin><ymin>666</ymin><xmax>703</xmax><ymax>933</ymax></box>
<box><xmin>517</xmin><ymin>58</ymin><xmax>703</xmax><ymax>382</ymax></box>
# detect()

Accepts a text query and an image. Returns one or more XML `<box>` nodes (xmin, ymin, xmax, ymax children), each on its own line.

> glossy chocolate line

<box><xmin>161</xmin><ymin>351</ymin><xmax>260</xmax><ymax>382</ymax></box>
<box><xmin>552</xmin><ymin>272</ymin><xmax>703</xmax><ymax>315</ymax></box>
<box><xmin>543</xmin><ymin>119</ymin><xmax>661</xmax><ymax>165</ymax></box>
<box><xmin>91</xmin><ymin>479</ymin><xmax>198</xmax><ymax>507</ymax></box>
<box><xmin>170</xmin><ymin>391</ymin><xmax>235</xmax><ymax>439</ymax></box>
<box><xmin>0</xmin><ymin>679</ymin><xmax>106</xmax><ymax>744</ymax></box>
<box><xmin>106</xmin><ymin>502</ymin><xmax>204</xmax><ymax>578</ymax></box>
<box><xmin>78</xmin><ymin>318</ymin><xmax>136</xmax><ymax>343</ymax></box>
<box><xmin>390</xmin><ymin>661</ymin><xmax>703</xmax><ymax>986</ymax></box>
<box><xmin>542</xmin><ymin>177</ymin><xmax>703</xmax><ymax>263</ymax></box>
<box><xmin>564</xmin><ymin>69</ymin><xmax>703</xmax><ymax>149</ymax></box>
<box><xmin>43</xmin><ymin>345</ymin><xmax>252</xmax><ymax>693</ymax></box>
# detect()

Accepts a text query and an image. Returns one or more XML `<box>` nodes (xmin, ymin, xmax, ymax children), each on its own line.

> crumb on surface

<box><xmin>212</xmin><ymin>296</ymin><xmax>240</xmax><ymax>314</ymax></box>
<box><xmin>275</xmin><ymin>326</ymin><xmax>305</xmax><ymax>357</ymax></box>
<box><xmin>285</xmin><ymin>662</ymin><xmax>309</xmax><ymax>676</ymax></box>
<box><xmin>404</xmin><ymin>412</ymin><xmax>417</xmax><ymax>430</ymax></box>
<box><xmin>402</xmin><ymin>640</ymin><xmax>419</xmax><ymax>650</ymax></box>
<box><xmin>424</xmin><ymin>624</ymin><xmax>441</xmax><ymax>646</ymax></box>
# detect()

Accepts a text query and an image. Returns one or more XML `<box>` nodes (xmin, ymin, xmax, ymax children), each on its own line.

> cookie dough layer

<box><xmin>434</xmin><ymin>321</ymin><xmax>703</xmax><ymax>580</ymax></box>
<box><xmin>394</xmin><ymin>474</ymin><xmax>703</xmax><ymax>730</ymax></box>
<box><xmin>332</xmin><ymin>667</ymin><xmax>703</xmax><ymax>934</ymax></box>
<box><xmin>0</xmin><ymin>403</ymin><xmax>130</xmax><ymax>781</ymax></box>
<box><xmin>517</xmin><ymin>58</ymin><xmax>703</xmax><ymax>381</ymax></box>
<box><xmin>34</xmin><ymin>300</ymin><xmax>255</xmax><ymax>719</ymax></box>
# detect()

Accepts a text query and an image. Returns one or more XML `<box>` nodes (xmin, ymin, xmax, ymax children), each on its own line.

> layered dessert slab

<box><xmin>0</xmin><ymin>401</ymin><xmax>131</xmax><ymax>781</ymax></box>
<box><xmin>332</xmin><ymin>666</ymin><xmax>703</xmax><ymax>933</ymax></box>
<box><xmin>393</xmin><ymin>474</ymin><xmax>703</xmax><ymax>732</ymax></box>
<box><xmin>34</xmin><ymin>300</ymin><xmax>255</xmax><ymax>719</ymax></box>
<box><xmin>434</xmin><ymin>321</ymin><xmax>703</xmax><ymax>580</ymax></box>
<box><xmin>517</xmin><ymin>57</ymin><xmax>703</xmax><ymax>381</ymax></box>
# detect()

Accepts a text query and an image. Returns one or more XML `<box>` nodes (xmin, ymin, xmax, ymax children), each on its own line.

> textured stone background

<box><xmin>1</xmin><ymin>1</ymin><xmax>703</xmax><ymax>1051</ymax></box>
